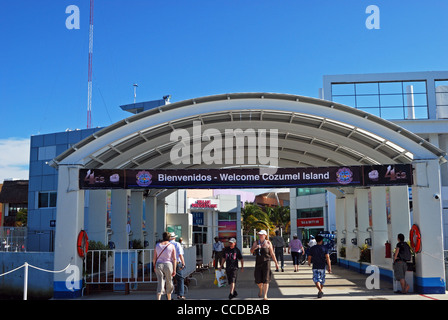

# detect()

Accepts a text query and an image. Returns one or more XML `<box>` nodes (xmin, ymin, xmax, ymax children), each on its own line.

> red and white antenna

<box><xmin>86</xmin><ymin>0</ymin><xmax>94</xmax><ymax>128</ymax></box>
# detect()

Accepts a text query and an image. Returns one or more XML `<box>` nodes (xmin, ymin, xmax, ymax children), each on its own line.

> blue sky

<box><xmin>0</xmin><ymin>0</ymin><xmax>448</xmax><ymax>180</ymax></box>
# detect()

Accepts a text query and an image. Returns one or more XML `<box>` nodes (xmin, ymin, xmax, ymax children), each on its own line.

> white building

<box><xmin>291</xmin><ymin>71</ymin><xmax>448</xmax><ymax>248</ymax></box>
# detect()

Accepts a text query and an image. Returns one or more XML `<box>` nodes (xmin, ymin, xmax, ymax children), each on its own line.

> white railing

<box><xmin>86</xmin><ymin>249</ymin><xmax>155</xmax><ymax>284</ymax></box>
<box><xmin>85</xmin><ymin>246</ymin><xmax>200</xmax><ymax>285</ymax></box>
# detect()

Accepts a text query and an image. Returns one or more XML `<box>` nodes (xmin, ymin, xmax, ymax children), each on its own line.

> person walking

<box><xmin>170</xmin><ymin>232</ymin><xmax>186</xmax><ymax>300</ymax></box>
<box><xmin>308</xmin><ymin>235</ymin><xmax>317</xmax><ymax>248</ymax></box>
<box><xmin>393</xmin><ymin>233</ymin><xmax>411</xmax><ymax>294</ymax></box>
<box><xmin>307</xmin><ymin>235</ymin><xmax>331</xmax><ymax>298</ymax></box>
<box><xmin>272</xmin><ymin>230</ymin><xmax>285</xmax><ymax>272</ymax></box>
<box><xmin>288</xmin><ymin>233</ymin><xmax>304</xmax><ymax>272</ymax></box>
<box><xmin>250</xmin><ymin>230</ymin><xmax>279</xmax><ymax>300</ymax></box>
<box><xmin>153</xmin><ymin>232</ymin><xmax>176</xmax><ymax>300</ymax></box>
<box><xmin>212</xmin><ymin>236</ymin><xmax>225</xmax><ymax>269</ymax></box>
<box><xmin>220</xmin><ymin>238</ymin><xmax>244</xmax><ymax>299</ymax></box>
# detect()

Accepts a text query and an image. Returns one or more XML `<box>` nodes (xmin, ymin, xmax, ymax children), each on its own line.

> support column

<box><xmin>335</xmin><ymin>197</ymin><xmax>346</xmax><ymax>263</ymax></box>
<box><xmin>412</xmin><ymin>160</ymin><xmax>446</xmax><ymax>294</ymax></box>
<box><xmin>110</xmin><ymin>189</ymin><xmax>130</xmax><ymax>249</ymax></box>
<box><xmin>389</xmin><ymin>186</ymin><xmax>411</xmax><ymax>249</ymax></box>
<box><xmin>355</xmin><ymin>188</ymin><xmax>371</xmax><ymax>249</ymax></box>
<box><xmin>88</xmin><ymin>190</ymin><xmax>108</xmax><ymax>244</ymax></box>
<box><xmin>130</xmin><ymin>191</ymin><xmax>144</xmax><ymax>246</ymax></box>
<box><xmin>370</xmin><ymin>187</ymin><xmax>388</xmax><ymax>268</ymax></box>
<box><xmin>145</xmin><ymin>196</ymin><xmax>157</xmax><ymax>249</ymax></box>
<box><xmin>156</xmin><ymin>198</ymin><xmax>166</xmax><ymax>240</ymax></box>
<box><xmin>344</xmin><ymin>194</ymin><xmax>358</xmax><ymax>263</ymax></box>
<box><xmin>53</xmin><ymin>165</ymin><xmax>84</xmax><ymax>298</ymax></box>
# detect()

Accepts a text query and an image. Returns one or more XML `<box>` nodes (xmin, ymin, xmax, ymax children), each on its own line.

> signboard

<box><xmin>297</xmin><ymin>217</ymin><xmax>324</xmax><ymax>227</ymax></box>
<box><xmin>79</xmin><ymin>164</ymin><xmax>413</xmax><ymax>190</ymax></box>
<box><xmin>189</xmin><ymin>199</ymin><xmax>218</xmax><ymax>209</ymax></box>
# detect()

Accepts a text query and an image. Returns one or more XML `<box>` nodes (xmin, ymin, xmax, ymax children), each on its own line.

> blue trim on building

<box><xmin>338</xmin><ymin>258</ymin><xmax>446</xmax><ymax>294</ymax></box>
<box><xmin>53</xmin><ymin>280</ymin><xmax>83</xmax><ymax>299</ymax></box>
<box><xmin>414</xmin><ymin>275</ymin><xmax>446</xmax><ymax>294</ymax></box>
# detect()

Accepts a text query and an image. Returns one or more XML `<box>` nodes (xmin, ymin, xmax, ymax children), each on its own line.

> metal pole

<box><xmin>23</xmin><ymin>262</ymin><xmax>28</xmax><ymax>300</ymax></box>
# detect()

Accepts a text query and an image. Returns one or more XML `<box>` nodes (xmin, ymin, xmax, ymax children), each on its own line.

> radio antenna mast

<box><xmin>86</xmin><ymin>0</ymin><xmax>94</xmax><ymax>128</ymax></box>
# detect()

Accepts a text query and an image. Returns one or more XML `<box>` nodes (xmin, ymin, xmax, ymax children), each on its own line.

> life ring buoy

<box><xmin>409</xmin><ymin>224</ymin><xmax>421</xmax><ymax>253</ymax></box>
<box><xmin>77</xmin><ymin>230</ymin><xmax>89</xmax><ymax>258</ymax></box>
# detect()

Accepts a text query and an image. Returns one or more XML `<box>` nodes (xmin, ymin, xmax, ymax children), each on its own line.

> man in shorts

<box><xmin>220</xmin><ymin>238</ymin><xmax>244</xmax><ymax>299</ymax></box>
<box><xmin>307</xmin><ymin>235</ymin><xmax>332</xmax><ymax>298</ymax></box>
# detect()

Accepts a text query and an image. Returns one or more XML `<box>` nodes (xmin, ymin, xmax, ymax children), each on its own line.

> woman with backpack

<box><xmin>393</xmin><ymin>233</ymin><xmax>411</xmax><ymax>294</ymax></box>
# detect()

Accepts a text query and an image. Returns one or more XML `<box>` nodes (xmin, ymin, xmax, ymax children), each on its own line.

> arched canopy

<box><xmin>51</xmin><ymin>93</ymin><xmax>446</xmax><ymax>172</ymax></box>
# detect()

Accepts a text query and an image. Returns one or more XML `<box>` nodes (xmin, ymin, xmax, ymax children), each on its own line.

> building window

<box><xmin>331</xmin><ymin>80</ymin><xmax>429</xmax><ymax>120</ymax></box>
<box><xmin>297</xmin><ymin>207</ymin><xmax>323</xmax><ymax>219</ymax></box>
<box><xmin>38</xmin><ymin>146</ymin><xmax>56</xmax><ymax>161</ymax></box>
<box><xmin>38</xmin><ymin>192</ymin><xmax>57</xmax><ymax>208</ymax></box>
<box><xmin>435</xmin><ymin>80</ymin><xmax>448</xmax><ymax>119</ymax></box>
<box><xmin>7</xmin><ymin>204</ymin><xmax>27</xmax><ymax>217</ymax></box>
<box><xmin>296</xmin><ymin>188</ymin><xmax>326</xmax><ymax>196</ymax></box>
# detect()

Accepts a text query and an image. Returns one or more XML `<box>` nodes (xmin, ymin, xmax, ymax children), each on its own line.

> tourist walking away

<box><xmin>307</xmin><ymin>235</ymin><xmax>332</xmax><ymax>298</ymax></box>
<box><xmin>272</xmin><ymin>230</ymin><xmax>285</xmax><ymax>272</ymax></box>
<box><xmin>220</xmin><ymin>238</ymin><xmax>244</xmax><ymax>300</ymax></box>
<box><xmin>212</xmin><ymin>236</ymin><xmax>225</xmax><ymax>268</ymax></box>
<box><xmin>250</xmin><ymin>230</ymin><xmax>279</xmax><ymax>300</ymax></box>
<box><xmin>393</xmin><ymin>233</ymin><xmax>411</xmax><ymax>294</ymax></box>
<box><xmin>170</xmin><ymin>232</ymin><xmax>186</xmax><ymax>300</ymax></box>
<box><xmin>288</xmin><ymin>233</ymin><xmax>304</xmax><ymax>272</ymax></box>
<box><xmin>153</xmin><ymin>232</ymin><xmax>177</xmax><ymax>300</ymax></box>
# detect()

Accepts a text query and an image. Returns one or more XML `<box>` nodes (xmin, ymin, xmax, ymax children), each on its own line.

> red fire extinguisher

<box><xmin>385</xmin><ymin>241</ymin><xmax>391</xmax><ymax>258</ymax></box>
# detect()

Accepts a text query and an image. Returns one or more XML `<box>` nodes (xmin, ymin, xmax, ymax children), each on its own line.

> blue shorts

<box><xmin>312</xmin><ymin>269</ymin><xmax>326</xmax><ymax>284</ymax></box>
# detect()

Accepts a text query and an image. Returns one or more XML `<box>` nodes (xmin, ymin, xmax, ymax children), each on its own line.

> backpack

<box><xmin>399</xmin><ymin>242</ymin><xmax>412</xmax><ymax>262</ymax></box>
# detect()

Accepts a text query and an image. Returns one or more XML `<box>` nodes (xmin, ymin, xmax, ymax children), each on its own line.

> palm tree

<box><xmin>241</xmin><ymin>203</ymin><xmax>273</xmax><ymax>235</ymax></box>
<box><xmin>266</xmin><ymin>205</ymin><xmax>290</xmax><ymax>231</ymax></box>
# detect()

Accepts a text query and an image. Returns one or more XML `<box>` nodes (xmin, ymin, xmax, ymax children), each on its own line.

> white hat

<box><xmin>229</xmin><ymin>238</ymin><xmax>236</xmax><ymax>243</ymax></box>
<box><xmin>169</xmin><ymin>232</ymin><xmax>177</xmax><ymax>238</ymax></box>
<box><xmin>258</xmin><ymin>230</ymin><xmax>267</xmax><ymax>236</ymax></box>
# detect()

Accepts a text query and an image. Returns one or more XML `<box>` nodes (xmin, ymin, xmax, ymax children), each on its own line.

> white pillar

<box><xmin>110</xmin><ymin>189</ymin><xmax>130</xmax><ymax>249</ymax></box>
<box><xmin>130</xmin><ymin>191</ymin><xmax>144</xmax><ymax>245</ymax></box>
<box><xmin>53</xmin><ymin>165</ymin><xmax>84</xmax><ymax>298</ymax></box>
<box><xmin>355</xmin><ymin>188</ymin><xmax>371</xmax><ymax>248</ymax></box>
<box><xmin>88</xmin><ymin>190</ymin><xmax>108</xmax><ymax>244</ymax></box>
<box><xmin>344</xmin><ymin>194</ymin><xmax>358</xmax><ymax>262</ymax></box>
<box><xmin>145</xmin><ymin>196</ymin><xmax>157</xmax><ymax>248</ymax></box>
<box><xmin>412</xmin><ymin>160</ymin><xmax>446</xmax><ymax>294</ymax></box>
<box><xmin>370</xmin><ymin>187</ymin><xmax>388</xmax><ymax>268</ymax></box>
<box><xmin>389</xmin><ymin>186</ymin><xmax>411</xmax><ymax>249</ymax></box>
<box><xmin>335</xmin><ymin>197</ymin><xmax>346</xmax><ymax>261</ymax></box>
<box><xmin>156</xmin><ymin>198</ymin><xmax>166</xmax><ymax>239</ymax></box>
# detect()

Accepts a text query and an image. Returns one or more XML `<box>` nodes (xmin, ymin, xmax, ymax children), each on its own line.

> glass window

<box><xmin>380</xmin><ymin>107</ymin><xmax>405</xmax><ymax>120</ymax></box>
<box><xmin>296</xmin><ymin>188</ymin><xmax>326</xmax><ymax>196</ymax></box>
<box><xmin>38</xmin><ymin>146</ymin><xmax>56</xmax><ymax>161</ymax></box>
<box><xmin>356</xmin><ymin>95</ymin><xmax>379</xmax><ymax>108</ymax></box>
<box><xmin>355</xmin><ymin>82</ymin><xmax>379</xmax><ymax>95</ymax></box>
<box><xmin>403</xmin><ymin>81</ymin><xmax>426</xmax><ymax>94</ymax></box>
<box><xmin>297</xmin><ymin>207</ymin><xmax>323</xmax><ymax>219</ymax></box>
<box><xmin>412</xmin><ymin>107</ymin><xmax>429</xmax><ymax>119</ymax></box>
<box><xmin>331</xmin><ymin>95</ymin><xmax>356</xmax><ymax>107</ymax></box>
<box><xmin>406</xmin><ymin>93</ymin><xmax>428</xmax><ymax>106</ymax></box>
<box><xmin>38</xmin><ymin>191</ymin><xmax>57</xmax><ymax>208</ymax></box>
<box><xmin>380</xmin><ymin>94</ymin><xmax>403</xmax><ymax>107</ymax></box>
<box><xmin>379</xmin><ymin>82</ymin><xmax>403</xmax><ymax>94</ymax></box>
<box><xmin>332</xmin><ymin>83</ymin><xmax>355</xmax><ymax>96</ymax></box>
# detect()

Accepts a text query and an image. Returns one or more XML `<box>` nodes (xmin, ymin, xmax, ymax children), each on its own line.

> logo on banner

<box><xmin>336</xmin><ymin>167</ymin><xmax>353</xmax><ymax>185</ymax></box>
<box><xmin>136</xmin><ymin>171</ymin><xmax>152</xmax><ymax>187</ymax></box>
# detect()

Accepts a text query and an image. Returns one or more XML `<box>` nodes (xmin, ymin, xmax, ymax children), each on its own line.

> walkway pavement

<box><xmin>78</xmin><ymin>253</ymin><xmax>447</xmax><ymax>301</ymax></box>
